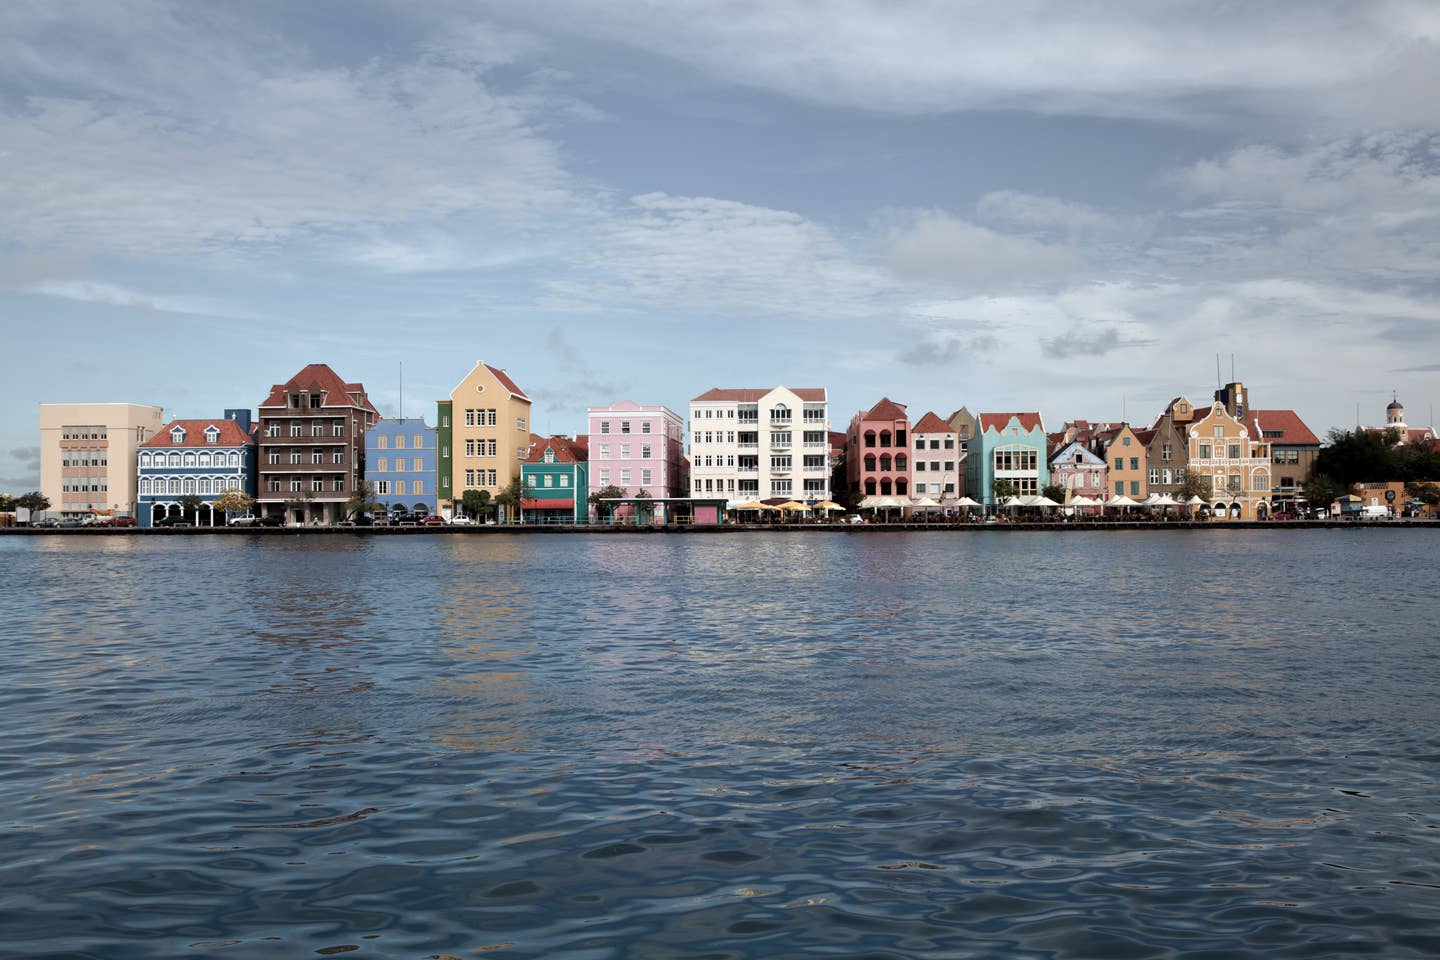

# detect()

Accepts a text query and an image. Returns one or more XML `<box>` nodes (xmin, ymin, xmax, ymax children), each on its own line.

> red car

<box><xmin>420</xmin><ymin>515</ymin><xmax>444</xmax><ymax>526</ymax></box>
<box><xmin>96</xmin><ymin>516</ymin><xmax>137</xmax><ymax>527</ymax></box>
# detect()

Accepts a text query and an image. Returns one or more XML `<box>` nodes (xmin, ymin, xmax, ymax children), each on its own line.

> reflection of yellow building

<box><xmin>440</xmin><ymin>361</ymin><xmax>532</xmax><ymax>516</ymax></box>
<box><xmin>1188</xmin><ymin>402</ymin><xmax>1271</xmax><ymax>520</ymax></box>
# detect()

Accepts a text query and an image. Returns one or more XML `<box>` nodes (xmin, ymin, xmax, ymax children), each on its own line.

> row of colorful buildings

<box><xmin>34</xmin><ymin>359</ymin><xmax>1434</xmax><ymax>525</ymax></box>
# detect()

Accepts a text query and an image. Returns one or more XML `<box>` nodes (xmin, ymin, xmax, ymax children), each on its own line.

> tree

<box><xmin>1315</xmin><ymin>428</ymin><xmax>1396</xmax><ymax>488</ymax></box>
<box><xmin>1303</xmin><ymin>474</ymin><xmax>1343</xmax><ymax>511</ymax></box>
<box><xmin>829</xmin><ymin>460</ymin><xmax>862</xmax><ymax>511</ymax></box>
<box><xmin>0</xmin><ymin>493</ymin><xmax>14</xmax><ymax>512</ymax></box>
<box><xmin>589</xmin><ymin>483</ymin><xmax>625</xmax><ymax>523</ymax></box>
<box><xmin>1405</xmin><ymin>480</ymin><xmax>1440</xmax><ymax>506</ymax></box>
<box><xmin>17</xmin><ymin>491</ymin><xmax>51</xmax><ymax>520</ymax></box>
<box><xmin>213</xmin><ymin>488</ymin><xmax>254</xmax><ymax>521</ymax></box>
<box><xmin>179</xmin><ymin>493</ymin><xmax>204</xmax><ymax>524</ymax></box>
<box><xmin>1041</xmin><ymin>483</ymin><xmax>1066</xmax><ymax>503</ymax></box>
<box><xmin>991</xmin><ymin>479</ymin><xmax>1018</xmax><ymax>501</ymax></box>
<box><xmin>1176</xmin><ymin>472</ymin><xmax>1212</xmax><ymax>502</ymax></box>
<box><xmin>461</xmin><ymin>488</ymin><xmax>493</xmax><ymax>521</ymax></box>
<box><xmin>344</xmin><ymin>480</ymin><xmax>380</xmax><ymax>520</ymax></box>
<box><xmin>494</xmin><ymin>475</ymin><xmax>534</xmax><ymax>523</ymax></box>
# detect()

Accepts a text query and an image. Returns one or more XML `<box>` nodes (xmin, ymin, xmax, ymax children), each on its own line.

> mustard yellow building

<box><xmin>1188</xmin><ymin>401</ymin><xmax>1271</xmax><ymax>520</ymax></box>
<box><xmin>436</xmin><ymin>361</ymin><xmax>533</xmax><ymax>518</ymax></box>
<box><xmin>1096</xmin><ymin>423</ymin><xmax>1147</xmax><ymax>500</ymax></box>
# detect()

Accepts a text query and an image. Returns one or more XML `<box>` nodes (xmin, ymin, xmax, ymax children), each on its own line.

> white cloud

<box><xmin>882</xmin><ymin>210</ymin><xmax>1079</xmax><ymax>290</ymax></box>
<box><xmin>514</xmin><ymin>0</ymin><xmax>1440</xmax><ymax>126</ymax></box>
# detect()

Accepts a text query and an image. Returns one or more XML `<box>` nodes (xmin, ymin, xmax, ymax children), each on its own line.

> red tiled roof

<box><xmin>1132</xmin><ymin>428</ymin><xmax>1157</xmax><ymax>444</ymax></box>
<box><xmin>693</xmin><ymin>387</ymin><xmax>827</xmax><ymax>402</ymax></box>
<box><xmin>486</xmin><ymin>363</ymin><xmax>529</xmax><ymax>401</ymax></box>
<box><xmin>978</xmin><ymin>412</ymin><xmax>1044</xmax><ymax>433</ymax></box>
<box><xmin>1249</xmin><ymin>409</ymin><xmax>1320</xmax><ymax>446</ymax></box>
<box><xmin>911</xmin><ymin>411</ymin><xmax>952</xmax><ymax>434</ymax></box>
<box><xmin>141</xmin><ymin>419</ymin><xmax>256</xmax><ymax>448</ymax></box>
<box><xmin>259</xmin><ymin>363</ymin><xmax>378</xmax><ymax>415</ymax></box>
<box><xmin>863</xmin><ymin>396</ymin><xmax>909</xmax><ymax>421</ymax></box>
<box><xmin>526</xmin><ymin>435</ymin><xmax>588</xmax><ymax>463</ymax></box>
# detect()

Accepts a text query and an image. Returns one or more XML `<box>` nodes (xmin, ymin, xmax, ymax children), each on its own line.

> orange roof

<box><xmin>259</xmin><ymin>363</ymin><xmax>378</xmax><ymax>415</ymax></box>
<box><xmin>1249</xmin><ymin>409</ymin><xmax>1320</xmax><ymax>446</ymax></box>
<box><xmin>693</xmin><ymin>387</ymin><xmax>826</xmax><ymax>402</ymax></box>
<box><xmin>142</xmin><ymin>419</ymin><xmax>256</xmax><ymax>448</ymax></box>
<box><xmin>526</xmin><ymin>435</ymin><xmax>588</xmax><ymax>463</ymax></box>
<box><xmin>978</xmin><ymin>412</ymin><xmax>1044</xmax><ymax>433</ymax></box>
<box><xmin>863</xmin><ymin>396</ymin><xmax>909</xmax><ymax>421</ymax></box>
<box><xmin>911</xmin><ymin>411</ymin><xmax>952</xmax><ymax>434</ymax></box>
<box><xmin>487</xmin><ymin>363</ymin><xmax>529</xmax><ymax>401</ymax></box>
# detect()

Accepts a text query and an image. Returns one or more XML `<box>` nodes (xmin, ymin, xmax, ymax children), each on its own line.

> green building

<box><xmin>520</xmin><ymin>436</ymin><xmax>589</xmax><ymax>523</ymax></box>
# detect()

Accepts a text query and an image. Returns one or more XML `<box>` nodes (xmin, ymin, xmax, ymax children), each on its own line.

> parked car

<box><xmin>447</xmin><ymin>515</ymin><xmax>474</xmax><ymax>526</ymax></box>
<box><xmin>420</xmin><ymin>515</ymin><xmax>444</xmax><ymax>526</ymax></box>
<box><xmin>97</xmin><ymin>516</ymin><xmax>137</xmax><ymax>527</ymax></box>
<box><xmin>55</xmin><ymin>517</ymin><xmax>86</xmax><ymax>528</ymax></box>
<box><xmin>258</xmin><ymin>515</ymin><xmax>285</xmax><ymax>527</ymax></box>
<box><xmin>228</xmin><ymin>514</ymin><xmax>263</xmax><ymax>527</ymax></box>
<box><xmin>154</xmin><ymin>515</ymin><xmax>191</xmax><ymax>527</ymax></box>
<box><xmin>33</xmin><ymin>517</ymin><xmax>61</xmax><ymax>527</ymax></box>
<box><xmin>392</xmin><ymin>512</ymin><xmax>417</xmax><ymax>525</ymax></box>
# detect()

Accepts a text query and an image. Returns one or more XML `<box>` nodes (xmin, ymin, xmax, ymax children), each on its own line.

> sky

<box><xmin>4</xmin><ymin>0</ymin><xmax>1440</xmax><ymax>490</ymax></box>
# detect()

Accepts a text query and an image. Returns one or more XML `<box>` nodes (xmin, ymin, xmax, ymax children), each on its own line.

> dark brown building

<box><xmin>256</xmin><ymin>363</ymin><xmax>379</xmax><ymax>525</ymax></box>
<box><xmin>1141</xmin><ymin>395</ymin><xmax>1199</xmax><ymax>498</ymax></box>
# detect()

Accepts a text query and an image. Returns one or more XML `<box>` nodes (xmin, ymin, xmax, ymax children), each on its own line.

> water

<box><xmin>1</xmin><ymin>531</ymin><xmax>1437</xmax><ymax>959</ymax></box>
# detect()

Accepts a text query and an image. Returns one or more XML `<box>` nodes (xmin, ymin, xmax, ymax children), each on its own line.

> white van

<box><xmin>1361</xmin><ymin>505</ymin><xmax>1390</xmax><ymax>519</ymax></box>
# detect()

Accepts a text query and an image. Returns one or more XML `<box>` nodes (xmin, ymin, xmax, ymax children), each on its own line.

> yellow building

<box><xmin>1096</xmin><ymin>423</ymin><xmax>1148</xmax><ymax>500</ymax></box>
<box><xmin>439</xmin><ymin>361</ymin><xmax>533</xmax><ymax>517</ymax></box>
<box><xmin>1188</xmin><ymin>401</ymin><xmax>1271</xmax><ymax>520</ymax></box>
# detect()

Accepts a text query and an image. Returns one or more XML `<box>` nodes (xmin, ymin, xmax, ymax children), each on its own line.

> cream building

<box><xmin>1188</xmin><ymin>401</ymin><xmax>1271</xmax><ymax>520</ymax></box>
<box><xmin>39</xmin><ymin>402</ymin><xmax>165</xmax><ymax>519</ymax></box>
<box><xmin>438</xmin><ymin>361</ymin><xmax>532</xmax><ymax>518</ymax></box>
<box><xmin>688</xmin><ymin>386</ymin><xmax>830</xmax><ymax>502</ymax></box>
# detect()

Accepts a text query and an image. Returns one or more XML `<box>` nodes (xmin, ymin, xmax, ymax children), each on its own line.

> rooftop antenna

<box><xmin>1230</xmin><ymin>354</ymin><xmax>1235</xmax><ymax>383</ymax></box>
<box><xmin>1215</xmin><ymin>354</ymin><xmax>1222</xmax><ymax>390</ymax></box>
<box><xmin>398</xmin><ymin>361</ymin><xmax>403</xmax><ymax>421</ymax></box>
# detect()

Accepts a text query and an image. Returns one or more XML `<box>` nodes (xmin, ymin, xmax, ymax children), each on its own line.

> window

<box><xmin>465</xmin><ymin>469</ymin><xmax>475</xmax><ymax>486</ymax></box>
<box><xmin>413</xmin><ymin>435</ymin><xmax>423</xmax><ymax>449</ymax></box>
<box><xmin>1129</xmin><ymin>457</ymin><xmax>1139</xmax><ymax>471</ymax></box>
<box><xmin>333</xmin><ymin>451</ymin><xmax>344</xmax><ymax>464</ymax></box>
<box><xmin>620</xmin><ymin>469</ymin><xmax>631</xmax><ymax>486</ymax></box>
<box><xmin>1161</xmin><ymin>443</ymin><xmax>1172</xmax><ymax>461</ymax></box>
<box><xmin>771</xmin><ymin>456</ymin><xmax>791</xmax><ymax>471</ymax></box>
<box><xmin>1115</xmin><ymin>481</ymin><xmax>1124</xmax><ymax>495</ymax></box>
<box><xmin>375</xmin><ymin>480</ymin><xmax>389</xmax><ymax>495</ymax></box>
<box><xmin>641</xmin><ymin>444</ymin><xmax>651</xmax><ymax>459</ymax></box>
<box><xmin>333</xmin><ymin>422</ymin><xmax>344</xmax><ymax>437</ymax></box>
<box><xmin>599</xmin><ymin>444</ymin><xmax>610</xmax><ymax>460</ymax></box>
<box><xmin>600</xmin><ymin>420</ymin><xmax>612</xmax><ymax>435</ymax></box>
<box><xmin>620</xmin><ymin>444</ymin><xmax>631</xmax><ymax>459</ymax></box>
<box><xmin>290</xmin><ymin>479</ymin><xmax>302</xmax><ymax>492</ymax></box>
<box><xmin>290</xmin><ymin>451</ymin><xmax>302</xmax><ymax>464</ymax></box>
<box><xmin>1149</xmin><ymin>468</ymin><xmax>1160</xmax><ymax>484</ymax></box>
<box><xmin>1130</xmin><ymin>481</ymin><xmax>1140</xmax><ymax>496</ymax></box>
<box><xmin>312</xmin><ymin>423</ymin><xmax>324</xmax><ymax>437</ymax></box>
<box><xmin>312</xmin><ymin>450</ymin><xmax>324</xmax><ymax>464</ymax></box>
<box><xmin>517</xmin><ymin>417</ymin><xmax>526</xmax><ymax>432</ymax></box>
<box><xmin>466</xmin><ymin>409</ymin><xmax>476</xmax><ymax>427</ymax></box>
<box><xmin>1162</xmin><ymin>469</ymin><xmax>1172</xmax><ymax>484</ymax></box>
<box><xmin>378</xmin><ymin>458</ymin><xmax>388</xmax><ymax>472</ymax></box>
<box><xmin>268</xmin><ymin>451</ymin><xmax>280</xmax><ymax>464</ymax></box>
<box><xmin>333</xmin><ymin>478</ymin><xmax>345</xmax><ymax>492</ymax></box>
<box><xmin>621</xmin><ymin>421</ymin><xmax>631</xmax><ymax>434</ymax></box>
<box><xmin>395</xmin><ymin>480</ymin><xmax>406</xmax><ymax>495</ymax></box>
<box><xmin>268</xmin><ymin>479</ymin><xmax>281</xmax><ymax>492</ymax></box>
<box><xmin>599</xmin><ymin>469</ymin><xmax>610</xmax><ymax>485</ymax></box>
<box><xmin>1214</xmin><ymin>426</ymin><xmax>1224</xmax><ymax>438</ymax></box>
<box><xmin>377</xmin><ymin>435</ymin><xmax>388</xmax><ymax>450</ymax></box>
<box><xmin>1228</xmin><ymin>444</ymin><xmax>1241</xmax><ymax>460</ymax></box>
<box><xmin>1228</xmin><ymin>475</ymin><xmax>1242</xmax><ymax>492</ymax></box>
<box><xmin>290</xmin><ymin>423</ymin><xmax>302</xmax><ymax>437</ymax></box>
<box><xmin>312</xmin><ymin>477</ymin><xmax>325</xmax><ymax>492</ymax></box>
<box><xmin>641</xmin><ymin>469</ymin><xmax>652</xmax><ymax>486</ymax></box>
<box><xmin>917</xmin><ymin>460</ymin><xmax>928</xmax><ymax>471</ymax></box>
<box><xmin>442</xmin><ymin>415</ymin><xmax>449</xmax><ymax>427</ymax></box>
<box><xmin>559</xmin><ymin>475</ymin><xmax>570</xmax><ymax>487</ymax></box>
<box><xmin>642</xmin><ymin>421</ymin><xmax>652</xmax><ymax>433</ymax></box>
<box><xmin>1199</xmin><ymin>444</ymin><xmax>1212</xmax><ymax>459</ymax></box>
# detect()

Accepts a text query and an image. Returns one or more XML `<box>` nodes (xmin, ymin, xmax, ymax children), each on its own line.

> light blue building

<box><xmin>365</xmin><ymin>417</ymin><xmax>437</xmax><ymax>517</ymax></box>
<box><xmin>966</xmin><ymin>412</ymin><xmax>1050</xmax><ymax>505</ymax></box>
<box><xmin>137</xmin><ymin>409</ymin><xmax>258</xmax><ymax>526</ymax></box>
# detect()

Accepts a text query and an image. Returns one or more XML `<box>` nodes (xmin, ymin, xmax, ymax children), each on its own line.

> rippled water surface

<box><xmin>2</xmin><ymin>531</ymin><xmax>1438</xmax><ymax>959</ymax></box>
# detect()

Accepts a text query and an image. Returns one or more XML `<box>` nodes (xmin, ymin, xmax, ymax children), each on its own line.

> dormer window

<box><xmin>204</xmin><ymin>426</ymin><xmax>219</xmax><ymax>444</ymax></box>
<box><xmin>543</xmin><ymin>449</ymin><xmax>555</xmax><ymax>463</ymax></box>
<box><xmin>170</xmin><ymin>426</ymin><xmax>186</xmax><ymax>444</ymax></box>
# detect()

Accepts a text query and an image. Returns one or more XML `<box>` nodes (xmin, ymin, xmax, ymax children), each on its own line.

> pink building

<box><xmin>846</xmin><ymin>397</ymin><xmax>912</xmax><ymax>499</ymax></box>
<box><xmin>587</xmin><ymin>401</ymin><xmax>688</xmax><ymax>519</ymax></box>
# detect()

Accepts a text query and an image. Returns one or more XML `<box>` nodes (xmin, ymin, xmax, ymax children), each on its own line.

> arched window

<box><xmin>865</xmin><ymin>479</ymin><xmax>876</xmax><ymax>495</ymax></box>
<box><xmin>183</xmin><ymin>452</ymin><xmax>196</xmax><ymax>467</ymax></box>
<box><xmin>864</xmin><ymin>455</ymin><xmax>876</xmax><ymax>471</ymax></box>
<box><xmin>198</xmin><ymin>478</ymin><xmax>211</xmax><ymax>495</ymax></box>
<box><xmin>895</xmin><ymin>454</ymin><xmax>907</xmax><ymax>471</ymax></box>
<box><xmin>198</xmin><ymin>452</ymin><xmax>211</xmax><ymax>467</ymax></box>
<box><xmin>140</xmin><ymin>452</ymin><xmax>151</xmax><ymax>468</ymax></box>
<box><xmin>169</xmin><ymin>478</ymin><xmax>180</xmax><ymax>495</ymax></box>
<box><xmin>879</xmin><ymin>454</ymin><xmax>892</xmax><ymax>471</ymax></box>
<box><xmin>880</xmin><ymin>478</ymin><xmax>893</xmax><ymax>496</ymax></box>
<box><xmin>879</xmin><ymin>430</ymin><xmax>892</xmax><ymax>448</ymax></box>
<box><xmin>896</xmin><ymin>478</ymin><xmax>909</xmax><ymax>496</ymax></box>
<box><xmin>140</xmin><ymin>477</ymin><xmax>151</xmax><ymax>495</ymax></box>
<box><xmin>229</xmin><ymin>451</ymin><xmax>240</xmax><ymax>467</ymax></box>
<box><xmin>863</xmin><ymin>430</ymin><xmax>877</xmax><ymax>448</ymax></box>
<box><xmin>169</xmin><ymin>452</ymin><xmax>181</xmax><ymax>468</ymax></box>
<box><xmin>183</xmin><ymin>477</ymin><xmax>195</xmax><ymax>494</ymax></box>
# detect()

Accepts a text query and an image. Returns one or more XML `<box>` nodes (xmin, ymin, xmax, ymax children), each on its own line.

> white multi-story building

<box><xmin>688</xmin><ymin>387</ymin><xmax>830</xmax><ymax>503</ymax></box>
<box><xmin>909</xmin><ymin>411</ymin><xmax>961</xmax><ymax>501</ymax></box>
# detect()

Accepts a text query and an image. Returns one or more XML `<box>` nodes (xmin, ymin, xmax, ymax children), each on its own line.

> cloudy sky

<box><xmin>4</xmin><ymin>0</ymin><xmax>1440</xmax><ymax>489</ymax></box>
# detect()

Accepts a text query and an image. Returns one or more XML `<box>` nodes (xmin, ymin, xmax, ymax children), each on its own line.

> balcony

<box><xmin>737</xmin><ymin>442</ymin><xmax>759</xmax><ymax>450</ymax></box>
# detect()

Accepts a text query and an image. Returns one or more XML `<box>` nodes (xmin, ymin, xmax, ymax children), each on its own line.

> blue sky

<box><xmin>4</xmin><ymin>1</ymin><xmax>1440</xmax><ymax>489</ymax></box>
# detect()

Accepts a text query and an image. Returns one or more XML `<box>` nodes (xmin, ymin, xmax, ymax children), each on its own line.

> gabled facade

<box><xmin>439</xmin><ymin>360</ymin><xmax>532</xmax><ymax>519</ymax></box>
<box><xmin>587</xmin><ymin>401</ymin><xmax>688</xmax><ymax>516</ymax></box>
<box><xmin>688</xmin><ymin>386</ymin><xmax>830</xmax><ymax>502</ymax></box>
<box><xmin>910</xmin><ymin>411</ymin><xmax>960</xmax><ymax>500</ymax></box>
<box><xmin>365</xmin><ymin>418</ymin><xmax>437</xmax><ymax>517</ymax></box>
<box><xmin>1188</xmin><ymin>401</ymin><xmax>1271</xmax><ymax>519</ymax></box>
<box><xmin>947</xmin><ymin>407</ymin><xmax>977</xmax><ymax>494</ymax></box>
<box><xmin>969</xmin><ymin>412</ymin><xmax>1048</xmax><ymax>503</ymax></box>
<box><xmin>137</xmin><ymin>411</ymin><xmax>257</xmax><ymax>526</ymax></box>
<box><xmin>255</xmin><ymin>364</ymin><xmax>379</xmax><ymax>525</ymax></box>
<box><xmin>1095</xmin><ymin>423</ymin><xmax>1147</xmax><ymax>499</ymax></box>
<box><xmin>846</xmin><ymin>397</ymin><xmax>911</xmax><ymax>498</ymax></box>
<box><xmin>1048</xmin><ymin>440</ymin><xmax>1107</xmax><ymax>501</ymax></box>
<box><xmin>521</xmin><ymin>436</ymin><xmax>589</xmax><ymax>524</ymax></box>
<box><xmin>1142</xmin><ymin>396</ymin><xmax>1198</xmax><ymax>498</ymax></box>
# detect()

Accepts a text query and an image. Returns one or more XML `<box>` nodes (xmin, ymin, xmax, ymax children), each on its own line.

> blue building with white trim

<box><xmin>365</xmin><ymin>417</ymin><xmax>438</xmax><ymax>517</ymax></box>
<box><xmin>137</xmin><ymin>409</ymin><xmax>258</xmax><ymax>526</ymax></box>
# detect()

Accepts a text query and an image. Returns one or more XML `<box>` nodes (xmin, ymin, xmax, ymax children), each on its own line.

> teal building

<box><xmin>967</xmin><ymin>412</ymin><xmax>1050</xmax><ymax>505</ymax></box>
<box><xmin>520</xmin><ymin>436</ymin><xmax>589</xmax><ymax>523</ymax></box>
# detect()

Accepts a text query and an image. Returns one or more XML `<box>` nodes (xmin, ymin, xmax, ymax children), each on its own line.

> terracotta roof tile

<box><xmin>525</xmin><ymin>435</ymin><xmax>588</xmax><ymax>463</ymax></box>
<box><xmin>863</xmin><ymin>396</ymin><xmax>909</xmax><ymax>421</ymax></box>
<box><xmin>259</xmin><ymin>363</ymin><xmax>378</xmax><ymax>415</ymax></box>
<box><xmin>1249</xmin><ymin>409</ymin><xmax>1321</xmax><ymax>446</ymax></box>
<box><xmin>978</xmin><ymin>412</ymin><xmax>1044</xmax><ymax>433</ymax></box>
<box><xmin>142</xmin><ymin>419</ymin><xmax>257</xmax><ymax>448</ymax></box>
<box><xmin>693</xmin><ymin>387</ymin><xmax>827</xmax><ymax>402</ymax></box>
<box><xmin>911</xmin><ymin>411</ymin><xmax>952</xmax><ymax>434</ymax></box>
<box><xmin>486</xmin><ymin>363</ymin><xmax>529</xmax><ymax>401</ymax></box>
